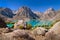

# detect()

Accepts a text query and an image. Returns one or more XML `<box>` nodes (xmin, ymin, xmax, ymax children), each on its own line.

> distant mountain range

<box><xmin>0</xmin><ymin>6</ymin><xmax>60</xmax><ymax>22</ymax></box>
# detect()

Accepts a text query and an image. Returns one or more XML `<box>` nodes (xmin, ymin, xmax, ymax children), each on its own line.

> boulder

<box><xmin>32</xmin><ymin>27</ymin><xmax>48</xmax><ymax>36</ymax></box>
<box><xmin>49</xmin><ymin>21</ymin><xmax>60</xmax><ymax>34</ymax></box>
<box><xmin>45</xmin><ymin>30</ymin><xmax>60</xmax><ymax>40</ymax></box>
<box><xmin>45</xmin><ymin>21</ymin><xmax>60</xmax><ymax>40</ymax></box>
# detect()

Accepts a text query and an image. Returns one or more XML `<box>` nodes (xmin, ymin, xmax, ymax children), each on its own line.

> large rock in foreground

<box><xmin>1</xmin><ymin>29</ymin><xmax>35</xmax><ymax>40</ymax></box>
<box><xmin>32</xmin><ymin>27</ymin><xmax>47</xmax><ymax>36</ymax></box>
<box><xmin>0</xmin><ymin>28</ymin><xmax>46</xmax><ymax>40</ymax></box>
<box><xmin>49</xmin><ymin>21</ymin><xmax>60</xmax><ymax>34</ymax></box>
<box><xmin>45</xmin><ymin>21</ymin><xmax>60</xmax><ymax>40</ymax></box>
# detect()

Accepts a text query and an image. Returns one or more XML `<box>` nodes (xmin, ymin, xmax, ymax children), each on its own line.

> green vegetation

<box><xmin>26</xmin><ymin>24</ymin><xmax>32</xmax><ymax>29</ymax></box>
<box><xmin>19</xmin><ymin>25</ymin><xmax>24</xmax><ymax>29</ymax></box>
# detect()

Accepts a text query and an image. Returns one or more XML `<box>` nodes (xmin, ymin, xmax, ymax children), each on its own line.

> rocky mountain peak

<box><xmin>4</xmin><ymin>8</ymin><xmax>13</xmax><ymax>12</ymax></box>
<box><xmin>47</xmin><ymin>8</ymin><xmax>55</xmax><ymax>11</ymax></box>
<box><xmin>0</xmin><ymin>7</ymin><xmax>15</xmax><ymax>22</ymax></box>
<box><xmin>21</xmin><ymin>6</ymin><xmax>30</xmax><ymax>10</ymax></box>
<box><xmin>18</xmin><ymin>6</ymin><xmax>31</xmax><ymax>13</ymax></box>
<box><xmin>42</xmin><ymin>8</ymin><xmax>56</xmax><ymax>20</ymax></box>
<box><xmin>14</xmin><ymin>6</ymin><xmax>39</xmax><ymax>20</ymax></box>
<box><xmin>44</xmin><ymin>8</ymin><xmax>55</xmax><ymax>14</ymax></box>
<box><xmin>0</xmin><ymin>7</ymin><xmax>14</xmax><ymax>18</ymax></box>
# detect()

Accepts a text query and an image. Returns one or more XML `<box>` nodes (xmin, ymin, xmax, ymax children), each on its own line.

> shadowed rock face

<box><xmin>0</xmin><ymin>7</ymin><xmax>15</xmax><ymax>22</ymax></box>
<box><xmin>0</xmin><ymin>8</ymin><xmax>14</xmax><ymax>18</ymax></box>
<box><xmin>14</xmin><ymin>6</ymin><xmax>39</xmax><ymax>20</ymax></box>
<box><xmin>0</xmin><ymin>17</ymin><xmax>6</xmax><ymax>28</ymax></box>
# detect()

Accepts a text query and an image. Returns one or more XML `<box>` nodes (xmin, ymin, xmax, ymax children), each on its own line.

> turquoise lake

<box><xmin>7</xmin><ymin>23</ymin><xmax>14</xmax><ymax>28</ymax></box>
<box><xmin>6</xmin><ymin>19</ymin><xmax>53</xmax><ymax>28</ymax></box>
<box><xmin>26</xmin><ymin>19</ymin><xmax>52</xmax><ymax>27</ymax></box>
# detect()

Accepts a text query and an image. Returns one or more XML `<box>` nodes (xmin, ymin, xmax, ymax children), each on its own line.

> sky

<box><xmin>0</xmin><ymin>0</ymin><xmax>60</xmax><ymax>12</ymax></box>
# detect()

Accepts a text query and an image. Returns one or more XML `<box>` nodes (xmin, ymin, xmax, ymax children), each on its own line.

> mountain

<box><xmin>52</xmin><ymin>10</ymin><xmax>60</xmax><ymax>21</ymax></box>
<box><xmin>0</xmin><ymin>7</ymin><xmax>15</xmax><ymax>22</ymax></box>
<box><xmin>13</xmin><ymin>6</ymin><xmax>39</xmax><ymax>20</ymax></box>
<box><xmin>13</xmin><ymin>7</ymin><xmax>60</xmax><ymax>21</ymax></box>
<box><xmin>0</xmin><ymin>7</ymin><xmax>14</xmax><ymax>18</ymax></box>
<box><xmin>42</xmin><ymin>8</ymin><xmax>57</xmax><ymax>20</ymax></box>
<box><xmin>0</xmin><ymin>7</ymin><xmax>60</xmax><ymax>22</ymax></box>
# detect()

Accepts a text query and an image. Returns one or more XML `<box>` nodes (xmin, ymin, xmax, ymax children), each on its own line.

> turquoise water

<box><xmin>6</xmin><ymin>20</ymin><xmax>18</xmax><ymax>28</ymax></box>
<box><xmin>6</xmin><ymin>19</ymin><xmax>52</xmax><ymax>28</ymax></box>
<box><xmin>7</xmin><ymin>23</ymin><xmax>14</xmax><ymax>28</ymax></box>
<box><xmin>26</xmin><ymin>19</ymin><xmax>52</xmax><ymax>27</ymax></box>
<box><xmin>26</xmin><ymin>19</ymin><xmax>39</xmax><ymax>27</ymax></box>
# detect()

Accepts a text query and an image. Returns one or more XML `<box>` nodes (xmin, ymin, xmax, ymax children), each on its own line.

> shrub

<box><xmin>19</xmin><ymin>25</ymin><xmax>24</xmax><ymax>29</ymax></box>
<box><xmin>26</xmin><ymin>24</ymin><xmax>32</xmax><ymax>29</ymax></box>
